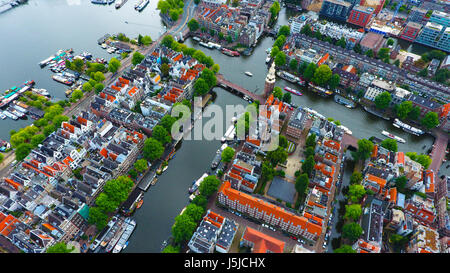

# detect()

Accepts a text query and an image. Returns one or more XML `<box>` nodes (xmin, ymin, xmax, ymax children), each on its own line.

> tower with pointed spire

<box><xmin>264</xmin><ymin>62</ymin><xmax>276</xmax><ymax>99</ymax></box>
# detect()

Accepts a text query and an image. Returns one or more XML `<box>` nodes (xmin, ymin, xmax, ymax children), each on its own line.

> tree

<box><xmin>282</xmin><ymin>92</ymin><xmax>291</xmax><ymax>104</ymax></box>
<box><xmin>96</xmin><ymin>192</ymin><xmax>117</xmax><ymax>213</ymax></box>
<box><xmin>387</xmin><ymin>38</ymin><xmax>394</xmax><ymax>46</ymax></box>
<box><xmin>82</xmin><ymin>82</ymin><xmax>93</xmax><ymax>93</ymax></box>
<box><xmin>353</xmin><ymin>43</ymin><xmax>362</xmax><ymax>54</ymax></box>
<box><xmin>169</xmin><ymin>9</ymin><xmax>180</xmax><ymax>21</ymax></box>
<box><xmin>274</xmin><ymin>51</ymin><xmax>286</xmax><ymax>67</ymax></box>
<box><xmin>94</xmin><ymin>83</ymin><xmax>104</xmax><ymax>93</ymax></box>
<box><xmin>266</xmin><ymin>147</ymin><xmax>288</xmax><ymax>166</ymax></box>
<box><xmin>52</xmin><ymin>115</ymin><xmax>69</xmax><ymax>128</ymax></box>
<box><xmin>395</xmin><ymin>176</ymin><xmax>407</xmax><ymax>192</ymax></box>
<box><xmin>334</xmin><ymin>245</ymin><xmax>356</xmax><ymax>253</ymax></box>
<box><xmin>187</xmin><ymin>18</ymin><xmax>199</xmax><ymax>32</ymax></box>
<box><xmin>305</xmin><ymin>133</ymin><xmax>317</xmax><ymax>148</ymax></box>
<box><xmin>161</xmin><ymin>35</ymin><xmax>174</xmax><ymax>48</ymax></box>
<box><xmin>72</xmin><ymin>58</ymin><xmax>85</xmax><ymax>73</ymax></box>
<box><xmin>421</xmin><ymin>112</ymin><xmax>439</xmax><ymax>129</ymax></box>
<box><xmin>374</xmin><ymin>91</ymin><xmax>391</xmax><ymax>110</ymax></box>
<box><xmin>193</xmin><ymin>78</ymin><xmax>210</xmax><ymax>96</ymax></box>
<box><xmin>15</xmin><ymin>143</ymin><xmax>33</xmax><ymax>161</ymax></box>
<box><xmin>433</xmin><ymin>69</ymin><xmax>450</xmax><ymax>83</ymax></box>
<box><xmin>226</xmin><ymin>35</ymin><xmax>233</xmax><ymax>43</ymax></box>
<box><xmin>269</xmin><ymin>1</ymin><xmax>280</xmax><ymax>20</ymax></box>
<box><xmin>46</xmin><ymin>242</ymin><xmax>75</xmax><ymax>253</ymax></box>
<box><xmin>221</xmin><ymin>147</ymin><xmax>235</xmax><ymax>163</ymax></box>
<box><xmin>161</xmin><ymin>63</ymin><xmax>170</xmax><ymax>77</ymax></box>
<box><xmin>143</xmin><ymin>138</ymin><xmax>165</xmax><ymax>162</ymax></box>
<box><xmin>200</xmin><ymin>68</ymin><xmax>217</xmax><ymax>88</ymax></box>
<box><xmin>350</xmin><ymin>172</ymin><xmax>363</xmax><ymax>185</ymax></box>
<box><xmin>211</xmin><ymin>64</ymin><xmax>220</xmax><ymax>74</ymax></box>
<box><xmin>30</xmin><ymin>134</ymin><xmax>45</xmax><ymax>147</ymax></box>
<box><xmin>279</xmin><ymin>135</ymin><xmax>288</xmax><ymax>149</ymax></box>
<box><xmin>378</xmin><ymin>48</ymin><xmax>390</xmax><ymax>60</ymax></box>
<box><xmin>300</xmin><ymin>24</ymin><xmax>312</xmax><ymax>36</ymax></box>
<box><xmin>295</xmin><ymin>174</ymin><xmax>309</xmax><ymax>200</ymax></box>
<box><xmin>289</xmin><ymin>58</ymin><xmax>298</xmax><ymax>72</ymax></box>
<box><xmin>381</xmin><ymin>138</ymin><xmax>398</xmax><ymax>152</ymax></box>
<box><xmin>408</xmin><ymin>106</ymin><xmax>421</xmax><ymax>121</ymax></box>
<box><xmin>396</xmin><ymin>100</ymin><xmax>413</xmax><ymax>120</ymax></box>
<box><xmin>172</xmin><ymin>213</ymin><xmax>197</xmax><ymax>243</ymax></box>
<box><xmin>298</xmin><ymin>62</ymin><xmax>308</xmax><ymax>74</ymax></box>
<box><xmin>273</xmin><ymin>35</ymin><xmax>286</xmax><ymax>49</ymax></box>
<box><xmin>304</xmin><ymin>146</ymin><xmax>315</xmax><ymax>158</ymax></box>
<box><xmin>329</xmin><ymin>74</ymin><xmax>340</xmax><ymax>90</ymax></box>
<box><xmin>184</xmin><ymin>203</ymin><xmax>205</xmax><ymax>222</ymax></box>
<box><xmin>108</xmin><ymin>57</ymin><xmax>121</xmax><ymax>73</ymax></box>
<box><xmin>406</xmin><ymin>152</ymin><xmax>432</xmax><ymax>169</ymax></box>
<box><xmin>336</xmin><ymin>37</ymin><xmax>346</xmax><ymax>49</ymax></box>
<box><xmin>303</xmin><ymin>63</ymin><xmax>317</xmax><ymax>81</ymax></box>
<box><xmin>348</xmin><ymin>184</ymin><xmax>366</xmax><ymax>203</ymax></box>
<box><xmin>301</xmin><ymin>155</ymin><xmax>315</xmax><ymax>177</ymax></box>
<box><xmin>272</xmin><ymin>86</ymin><xmax>283</xmax><ymax>100</ymax></box>
<box><xmin>191</xmin><ymin>195</ymin><xmax>208</xmax><ymax>209</ymax></box>
<box><xmin>199</xmin><ymin>175</ymin><xmax>221</xmax><ymax>197</ymax></box>
<box><xmin>43</xmin><ymin>124</ymin><xmax>56</xmax><ymax>136</ymax></box>
<box><xmin>345</xmin><ymin>204</ymin><xmax>362</xmax><ymax>221</ymax></box>
<box><xmin>88</xmin><ymin>206</ymin><xmax>108</xmax><ymax>231</ymax></box>
<box><xmin>70</xmin><ymin>89</ymin><xmax>83</xmax><ymax>102</ymax></box>
<box><xmin>152</xmin><ymin>125</ymin><xmax>171</xmax><ymax>145</ymax></box>
<box><xmin>270</xmin><ymin>46</ymin><xmax>280</xmax><ymax>58</ymax></box>
<box><xmin>342</xmin><ymin>222</ymin><xmax>363</xmax><ymax>242</ymax></box>
<box><xmin>160</xmin><ymin>115</ymin><xmax>177</xmax><ymax>132</ymax></box>
<box><xmin>365</xmin><ymin>49</ymin><xmax>374</xmax><ymax>58</ymax></box>
<box><xmin>278</xmin><ymin>25</ymin><xmax>290</xmax><ymax>37</ymax></box>
<box><xmin>418</xmin><ymin>68</ymin><xmax>428</xmax><ymax>77</ymax></box>
<box><xmin>93</xmin><ymin>71</ymin><xmax>105</xmax><ymax>82</ymax></box>
<box><xmin>209</xmin><ymin>29</ymin><xmax>215</xmax><ymax>36</ymax></box>
<box><xmin>132</xmin><ymin>51</ymin><xmax>145</xmax><ymax>66</ymax></box>
<box><xmin>134</xmin><ymin>159</ymin><xmax>148</xmax><ymax>173</ymax></box>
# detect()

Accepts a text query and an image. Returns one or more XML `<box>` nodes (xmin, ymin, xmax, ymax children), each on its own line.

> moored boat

<box><xmin>381</xmin><ymin>130</ymin><xmax>406</xmax><ymax>143</ymax></box>
<box><xmin>393</xmin><ymin>118</ymin><xmax>424</xmax><ymax>136</ymax></box>
<box><xmin>244</xmin><ymin>71</ymin><xmax>253</xmax><ymax>77</ymax></box>
<box><xmin>284</xmin><ymin>86</ymin><xmax>302</xmax><ymax>96</ymax></box>
<box><xmin>52</xmin><ymin>74</ymin><xmax>73</xmax><ymax>85</ymax></box>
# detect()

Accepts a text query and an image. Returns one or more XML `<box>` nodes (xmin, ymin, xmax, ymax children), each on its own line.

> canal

<box><xmin>0</xmin><ymin>2</ymin><xmax>447</xmax><ymax>252</ymax></box>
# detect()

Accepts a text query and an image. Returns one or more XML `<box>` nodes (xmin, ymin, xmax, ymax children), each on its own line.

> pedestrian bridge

<box><xmin>216</xmin><ymin>74</ymin><xmax>264</xmax><ymax>103</ymax></box>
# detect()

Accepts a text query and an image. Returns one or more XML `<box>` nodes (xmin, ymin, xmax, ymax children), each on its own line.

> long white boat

<box><xmin>112</xmin><ymin>218</ymin><xmax>136</xmax><ymax>253</ymax></box>
<box><xmin>393</xmin><ymin>118</ymin><xmax>424</xmax><ymax>136</ymax></box>
<box><xmin>381</xmin><ymin>130</ymin><xmax>406</xmax><ymax>143</ymax></box>
<box><xmin>189</xmin><ymin>173</ymin><xmax>209</xmax><ymax>194</ymax></box>
<box><xmin>3</xmin><ymin>110</ymin><xmax>18</xmax><ymax>120</ymax></box>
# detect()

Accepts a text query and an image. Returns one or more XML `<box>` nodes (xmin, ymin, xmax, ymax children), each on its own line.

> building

<box><xmin>352</xmin><ymin>239</ymin><xmax>381</xmax><ymax>253</ymax></box>
<box><xmin>319</xmin><ymin>0</ymin><xmax>352</xmax><ymax>22</ymax></box>
<box><xmin>360</xmin><ymin>198</ymin><xmax>385</xmax><ymax>249</ymax></box>
<box><xmin>347</xmin><ymin>5</ymin><xmax>374</xmax><ymax>27</ymax></box>
<box><xmin>408</xmin><ymin>224</ymin><xmax>441</xmax><ymax>253</ymax></box>
<box><xmin>359</xmin><ymin>0</ymin><xmax>385</xmax><ymax>15</ymax></box>
<box><xmin>218</xmin><ymin>181</ymin><xmax>323</xmax><ymax>240</ymax></box>
<box><xmin>359</xmin><ymin>32</ymin><xmax>385</xmax><ymax>54</ymax></box>
<box><xmin>363</xmin><ymin>173</ymin><xmax>387</xmax><ymax>194</ymax></box>
<box><xmin>404</xmin><ymin>194</ymin><xmax>436</xmax><ymax>226</ymax></box>
<box><xmin>408</xmin><ymin>6</ymin><xmax>429</xmax><ymax>24</ymax></box>
<box><xmin>409</xmin><ymin>94</ymin><xmax>443</xmax><ymax>117</ymax></box>
<box><xmin>415</xmin><ymin>22</ymin><xmax>450</xmax><ymax>52</ymax></box>
<box><xmin>399</xmin><ymin>21</ymin><xmax>422</xmax><ymax>42</ymax></box>
<box><xmin>264</xmin><ymin>62</ymin><xmax>276</xmax><ymax>98</ymax></box>
<box><xmin>240</xmin><ymin>226</ymin><xmax>285</xmax><ymax>253</ymax></box>
<box><xmin>285</xmin><ymin>107</ymin><xmax>307</xmax><ymax>139</ymax></box>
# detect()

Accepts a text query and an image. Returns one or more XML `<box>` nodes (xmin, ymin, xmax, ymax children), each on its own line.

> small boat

<box><xmin>136</xmin><ymin>199</ymin><xmax>143</xmax><ymax>209</ymax></box>
<box><xmin>32</xmin><ymin>88</ymin><xmax>50</xmax><ymax>97</ymax></box>
<box><xmin>381</xmin><ymin>130</ymin><xmax>406</xmax><ymax>144</ymax></box>
<box><xmin>265</xmin><ymin>56</ymin><xmax>271</xmax><ymax>64</ymax></box>
<box><xmin>0</xmin><ymin>112</ymin><xmax>6</xmax><ymax>119</ymax></box>
<box><xmin>192</xmin><ymin>37</ymin><xmax>202</xmax><ymax>42</ymax></box>
<box><xmin>284</xmin><ymin>86</ymin><xmax>302</xmax><ymax>96</ymax></box>
<box><xmin>245</xmin><ymin>71</ymin><xmax>253</xmax><ymax>77</ymax></box>
<box><xmin>150</xmin><ymin>177</ymin><xmax>158</xmax><ymax>186</ymax></box>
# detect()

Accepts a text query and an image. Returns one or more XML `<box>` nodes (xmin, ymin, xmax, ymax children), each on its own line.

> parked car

<box><xmin>290</xmin><ymin>236</ymin><xmax>298</xmax><ymax>241</ymax></box>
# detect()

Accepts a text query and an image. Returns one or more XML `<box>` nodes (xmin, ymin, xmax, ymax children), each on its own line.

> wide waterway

<box><xmin>0</xmin><ymin>1</ymin><xmax>447</xmax><ymax>253</ymax></box>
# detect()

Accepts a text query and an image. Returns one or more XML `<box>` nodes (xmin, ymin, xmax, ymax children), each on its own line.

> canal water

<box><xmin>0</xmin><ymin>2</ymin><xmax>446</xmax><ymax>252</ymax></box>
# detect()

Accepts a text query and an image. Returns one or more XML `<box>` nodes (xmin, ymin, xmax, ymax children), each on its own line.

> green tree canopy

<box><xmin>374</xmin><ymin>91</ymin><xmax>392</xmax><ymax>110</ymax></box>
<box><xmin>221</xmin><ymin>147</ymin><xmax>235</xmax><ymax>163</ymax></box>
<box><xmin>88</xmin><ymin>206</ymin><xmax>108</xmax><ymax>231</ymax></box>
<box><xmin>329</xmin><ymin>74</ymin><xmax>340</xmax><ymax>90</ymax></box>
<box><xmin>274</xmin><ymin>51</ymin><xmax>286</xmax><ymax>67</ymax></box>
<box><xmin>289</xmin><ymin>58</ymin><xmax>298</xmax><ymax>72</ymax></box>
<box><xmin>421</xmin><ymin>112</ymin><xmax>439</xmax><ymax>129</ymax></box>
<box><xmin>278</xmin><ymin>25</ymin><xmax>290</xmax><ymax>37</ymax></box>
<box><xmin>199</xmin><ymin>175</ymin><xmax>221</xmax><ymax>198</ymax></box>
<box><xmin>184</xmin><ymin>203</ymin><xmax>205</xmax><ymax>222</ymax></box>
<box><xmin>334</xmin><ymin>244</ymin><xmax>356</xmax><ymax>253</ymax></box>
<box><xmin>344</xmin><ymin>204</ymin><xmax>362</xmax><ymax>221</ymax></box>
<box><xmin>172</xmin><ymin>213</ymin><xmax>197</xmax><ymax>243</ymax></box>
<box><xmin>152</xmin><ymin>125</ymin><xmax>171</xmax><ymax>145</ymax></box>
<box><xmin>295</xmin><ymin>173</ymin><xmax>309</xmax><ymax>200</ymax></box>
<box><xmin>187</xmin><ymin>18</ymin><xmax>200</xmax><ymax>32</ymax></box>
<box><xmin>134</xmin><ymin>159</ymin><xmax>148</xmax><ymax>173</ymax></box>
<box><xmin>282</xmin><ymin>92</ymin><xmax>291</xmax><ymax>104</ymax></box>
<box><xmin>350</xmin><ymin>172</ymin><xmax>363</xmax><ymax>185</ymax></box>
<box><xmin>353</xmin><ymin>139</ymin><xmax>374</xmax><ymax>161</ymax></box>
<box><xmin>348</xmin><ymin>184</ymin><xmax>366</xmax><ymax>203</ymax></box>
<box><xmin>266</xmin><ymin>146</ymin><xmax>288</xmax><ymax>166</ymax></box>
<box><xmin>193</xmin><ymin>78</ymin><xmax>210</xmax><ymax>96</ymax></box>
<box><xmin>301</xmin><ymin>155</ymin><xmax>316</xmax><ymax>177</ymax></box>
<box><xmin>381</xmin><ymin>138</ymin><xmax>398</xmax><ymax>152</ymax></box>
<box><xmin>143</xmin><ymin>138</ymin><xmax>165</xmax><ymax>162</ymax></box>
<box><xmin>46</xmin><ymin>242</ymin><xmax>75</xmax><ymax>253</ymax></box>
<box><xmin>396</xmin><ymin>100</ymin><xmax>413</xmax><ymax>120</ymax></box>
<box><xmin>108</xmin><ymin>57</ymin><xmax>121</xmax><ymax>73</ymax></box>
<box><xmin>342</xmin><ymin>222</ymin><xmax>363</xmax><ymax>242</ymax></box>
<box><xmin>270</xmin><ymin>46</ymin><xmax>280</xmax><ymax>58</ymax></box>
<box><xmin>272</xmin><ymin>86</ymin><xmax>283</xmax><ymax>100</ymax></box>
<box><xmin>303</xmin><ymin>62</ymin><xmax>317</xmax><ymax>81</ymax></box>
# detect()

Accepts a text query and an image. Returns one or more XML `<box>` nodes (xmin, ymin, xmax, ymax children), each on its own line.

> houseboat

<box><xmin>221</xmin><ymin>48</ymin><xmax>240</xmax><ymax>57</ymax></box>
<box><xmin>52</xmin><ymin>74</ymin><xmax>73</xmax><ymax>85</ymax></box>
<box><xmin>199</xmin><ymin>41</ymin><xmax>214</xmax><ymax>49</ymax></box>
<box><xmin>189</xmin><ymin>173</ymin><xmax>209</xmax><ymax>194</ymax></box>
<box><xmin>3</xmin><ymin>110</ymin><xmax>18</xmax><ymax>120</ymax></box>
<box><xmin>112</xmin><ymin>219</ymin><xmax>136</xmax><ymax>253</ymax></box>
<box><xmin>276</xmin><ymin>71</ymin><xmax>300</xmax><ymax>84</ymax></box>
<box><xmin>393</xmin><ymin>118</ymin><xmax>424</xmax><ymax>136</ymax></box>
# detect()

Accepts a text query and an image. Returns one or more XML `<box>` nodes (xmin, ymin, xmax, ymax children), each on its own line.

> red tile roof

<box><xmin>242</xmin><ymin>226</ymin><xmax>285</xmax><ymax>253</ymax></box>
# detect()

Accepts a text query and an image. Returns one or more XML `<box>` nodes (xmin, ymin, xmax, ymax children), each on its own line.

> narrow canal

<box><xmin>0</xmin><ymin>2</ymin><xmax>446</xmax><ymax>253</ymax></box>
